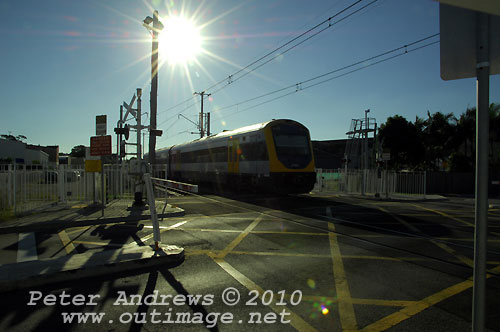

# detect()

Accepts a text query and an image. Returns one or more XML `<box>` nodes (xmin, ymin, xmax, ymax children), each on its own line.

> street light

<box><xmin>143</xmin><ymin>10</ymin><xmax>164</xmax><ymax>166</ymax></box>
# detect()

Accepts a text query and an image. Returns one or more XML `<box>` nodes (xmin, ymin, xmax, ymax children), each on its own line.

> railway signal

<box><xmin>114</xmin><ymin>124</ymin><xmax>130</xmax><ymax>140</ymax></box>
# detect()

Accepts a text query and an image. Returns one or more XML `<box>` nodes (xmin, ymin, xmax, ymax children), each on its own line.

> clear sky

<box><xmin>1</xmin><ymin>0</ymin><xmax>499</xmax><ymax>154</ymax></box>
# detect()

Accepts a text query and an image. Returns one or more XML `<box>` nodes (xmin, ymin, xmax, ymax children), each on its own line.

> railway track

<box><xmin>170</xmin><ymin>190</ymin><xmax>500</xmax><ymax>282</ymax></box>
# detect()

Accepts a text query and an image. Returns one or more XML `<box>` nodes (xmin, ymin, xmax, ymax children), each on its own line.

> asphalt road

<box><xmin>1</xmin><ymin>193</ymin><xmax>500</xmax><ymax>331</ymax></box>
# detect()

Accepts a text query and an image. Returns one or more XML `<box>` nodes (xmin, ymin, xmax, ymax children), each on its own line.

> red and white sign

<box><xmin>90</xmin><ymin>135</ymin><xmax>112</xmax><ymax>156</ymax></box>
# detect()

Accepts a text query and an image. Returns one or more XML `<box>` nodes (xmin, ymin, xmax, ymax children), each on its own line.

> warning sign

<box><xmin>96</xmin><ymin>115</ymin><xmax>107</xmax><ymax>136</ymax></box>
<box><xmin>85</xmin><ymin>159</ymin><xmax>102</xmax><ymax>172</ymax></box>
<box><xmin>90</xmin><ymin>135</ymin><xmax>112</xmax><ymax>156</ymax></box>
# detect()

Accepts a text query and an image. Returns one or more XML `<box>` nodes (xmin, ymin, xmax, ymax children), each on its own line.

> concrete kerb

<box><xmin>0</xmin><ymin>244</ymin><xmax>184</xmax><ymax>293</ymax></box>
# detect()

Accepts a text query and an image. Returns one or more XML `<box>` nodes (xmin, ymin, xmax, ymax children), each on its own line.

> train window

<box><xmin>274</xmin><ymin>135</ymin><xmax>309</xmax><ymax>148</ymax></box>
<box><xmin>238</xmin><ymin>142</ymin><xmax>268</xmax><ymax>161</ymax></box>
<box><xmin>273</xmin><ymin>134</ymin><xmax>310</xmax><ymax>157</ymax></box>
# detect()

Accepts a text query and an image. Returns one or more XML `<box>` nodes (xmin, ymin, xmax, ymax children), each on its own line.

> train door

<box><xmin>250</xmin><ymin>135</ymin><xmax>259</xmax><ymax>174</ymax></box>
<box><xmin>228</xmin><ymin>137</ymin><xmax>240</xmax><ymax>173</ymax></box>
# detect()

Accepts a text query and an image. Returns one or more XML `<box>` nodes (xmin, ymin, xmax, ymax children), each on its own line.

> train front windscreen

<box><xmin>271</xmin><ymin>124</ymin><xmax>312</xmax><ymax>169</ymax></box>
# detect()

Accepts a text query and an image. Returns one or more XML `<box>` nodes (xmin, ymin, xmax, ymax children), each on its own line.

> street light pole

<box><xmin>143</xmin><ymin>10</ymin><xmax>163</xmax><ymax>166</ymax></box>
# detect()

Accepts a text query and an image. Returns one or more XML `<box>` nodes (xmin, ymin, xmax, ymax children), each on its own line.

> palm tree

<box><xmin>424</xmin><ymin>111</ymin><xmax>457</xmax><ymax>170</ymax></box>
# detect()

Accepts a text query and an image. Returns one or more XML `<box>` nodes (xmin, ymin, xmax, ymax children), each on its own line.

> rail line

<box><xmin>170</xmin><ymin>190</ymin><xmax>500</xmax><ymax>281</ymax></box>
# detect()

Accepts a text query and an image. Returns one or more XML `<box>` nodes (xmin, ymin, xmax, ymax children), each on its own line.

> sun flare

<box><xmin>159</xmin><ymin>16</ymin><xmax>202</xmax><ymax>65</ymax></box>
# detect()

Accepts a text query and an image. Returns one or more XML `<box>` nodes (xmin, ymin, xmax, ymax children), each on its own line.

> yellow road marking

<box><xmin>362</xmin><ymin>279</ymin><xmax>472</xmax><ymax>332</ymax></box>
<box><xmin>299</xmin><ymin>295</ymin><xmax>416</xmax><ymax>307</ymax></box>
<box><xmin>230</xmin><ymin>250</ymin><xmax>331</xmax><ymax>258</ymax></box>
<box><xmin>251</xmin><ymin>230</ymin><xmax>327</xmax><ymax>236</ymax></box>
<box><xmin>228</xmin><ymin>250</ymin><xmax>431</xmax><ymax>262</ymax></box>
<box><xmin>216</xmin><ymin>216</ymin><xmax>263</xmax><ymax>259</ymax></box>
<box><xmin>362</xmin><ymin>265</ymin><xmax>500</xmax><ymax>331</ymax></box>
<box><xmin>412</xmin><ymin>204</ymin><xmax>474</xmax><ymax>227</ymax></box>
<box><xmin>378</xmin><ymin>207</ymin><xmax>474</xmax><ymax>267</ymax></box>
<box><xmin>170</xmin><ymin>228</ymin><xmax>242</xmax><ymax>233</ymax></box>
<box><xmin>399</xmin><ymin>213</ymin><xmax>437</xmax><ymax>217</ymax></box>
<box><xmin>57</xmin><ymin>230</ymin><xmax>76</xmax><ymax>254</ymax></box>
<box><xmin>213</xmin><ymin>257</ymin><xmax>319</xmax><ymax>332</ymax></box>
<box><xmin>328</xmin><ymin>222</ymin><xmax>358</xmax><ymax>331</ymax></box>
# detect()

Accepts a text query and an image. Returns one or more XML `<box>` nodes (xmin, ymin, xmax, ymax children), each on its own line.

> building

<box><xmin>312</xmin><ymin>138</ymin><xmax>374</xmax><ymax>170</ymax></box>
<box><xmin>26</xmin><ymin>144</ymin><xmax>59</xmax><ymax>166</ymax></box>
<box><xmin>0</xmin><ymin>139</ymin><xmax>57</xmax><ymax>168</ymax></box>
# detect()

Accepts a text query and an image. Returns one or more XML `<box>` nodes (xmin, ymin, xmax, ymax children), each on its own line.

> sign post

<box><xmin>440</xmin><ymin>4</ymin><xmax>500</xmax><ymax>331</ymax></box>
<box><xmin>90</xmin><ymin>135</ymin><xmax>112</xmax><ymax>216</ymax></box>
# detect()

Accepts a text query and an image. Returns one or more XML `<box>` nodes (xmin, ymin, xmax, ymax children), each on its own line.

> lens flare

<box><xmin>307</xmin><ymin>278</ymin><xmax>316</xmax><ymax>289</ymax></box>
<box><xmin>159</xmin><ymin>16</ymin><xmax>202</xmax><ymax>65</ymax></box>
<box><xmin>321</xmin><ymin>305</ymin><xmax>329</xmax><ymax>315</ymax></box>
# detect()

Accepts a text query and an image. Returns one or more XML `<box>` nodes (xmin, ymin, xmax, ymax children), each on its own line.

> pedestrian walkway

<box><xmin>0</xmin><ymin>198</ymin><xmax>185</xmax><ymax>292</ymax></box>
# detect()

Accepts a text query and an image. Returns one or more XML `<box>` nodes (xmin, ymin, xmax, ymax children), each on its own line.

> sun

<box><xmin>158</xmin><ymin>16</ymin><xmax>202</xmax><ymax>65</ymax></box>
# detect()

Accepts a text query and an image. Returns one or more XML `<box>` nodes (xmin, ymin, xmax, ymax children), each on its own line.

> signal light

<box><xmin>150</xmin><ymin>129</ymin><xmax>163</xmax><ymax>137</ymax></box>
<box><xmin>114</xmin><ymin>124</ymin><xmax>130</xmax><ymax>140</ymax></box>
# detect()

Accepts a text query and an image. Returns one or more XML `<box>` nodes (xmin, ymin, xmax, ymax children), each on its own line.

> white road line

<box><xmin>17</xmin><ymin>232</ymin><xmax>38</xmax><ymax>262</ymax></box>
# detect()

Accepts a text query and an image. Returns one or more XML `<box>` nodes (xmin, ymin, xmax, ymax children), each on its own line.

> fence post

<box><xmin>385</xmin><ymin>170</ymin><xmax>389</xmax><ymax>199</ymax></box>
<box><xmin>423</xmin><ymin>171</ymin><xmax>427</xmax><ymax>197</ymax></box>
<box><xmin>13</xmin><ymin>162</ymin><xmax>17</xmax><ymax>215</ymax></box>
<box><xmin>6</xmin><ymin>164</ymin><xmax>11</xmax><ymax>208</ymax></box>
<box><xmin>58</xmin><ymin>164</ymin><xmax>64</xmax><ymax>204</ymax></box>
<box><xmin>23</xmin><ymin>164</ymin><xmax>26</xmax><ymax>205</ymax></box>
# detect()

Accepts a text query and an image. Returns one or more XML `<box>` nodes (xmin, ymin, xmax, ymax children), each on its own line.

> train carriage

<box><xmin>153</xmin><ymin>119</ymin><xmax>316</xmax><ymax>194</ymax></box>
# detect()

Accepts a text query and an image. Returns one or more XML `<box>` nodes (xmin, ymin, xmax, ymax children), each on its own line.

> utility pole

<box><xmin>143</xmin><ymin>10</ymin><xmax>164</xmax><ymax>166</ymax></box>
<box><xmin>194</xmin><ymin>91</ymin><xmax>211</xmax><ymax>138</ymax></box>
<box><xmin>361</xmin><ymin>109</ymin><xmax>370</xmax><ymax>195</ymax></box>
<box><xmin>364</xmin><ymin>109</ymin><xmax>370</xmax><ymax>170</ymax></box>
<box><xmin>207</xmin><ymin>112</ymin><xmax>211</xmax><ymax>136</ymax></box>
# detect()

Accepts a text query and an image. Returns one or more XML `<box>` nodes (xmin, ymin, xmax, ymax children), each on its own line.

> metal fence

<box><xmin>314</xmin><ymin>168</ymin><xmax>426</xmax><ymax>197</ymax></box>
<box><xmin>0</xmin><ymin>163</ymin><xmax>137</xmax><ymax>216</ymax></box>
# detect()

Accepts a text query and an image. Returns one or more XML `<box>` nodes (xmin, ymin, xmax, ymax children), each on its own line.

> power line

<box><xmin>155</xmin><ymin>0</ymin><xmax>376</xmax><ymax>119</ymax></box>
<box><xmin>159</xmin><ymin>34</ymin><xmax>439</xmax><ymax>144</ymax></box>
<box><xmin>218</xmin><ymin>35</ymin><xmax>439</xmax><ymax>119</ymax></box>
<box><xmin>208</xmin><ymin>0</ymin><xmax>380</xmax><ymax>96</ymax></box>
<box><xmin>205</xmin><ymin>0</ymin><xmax>368</xmax><ymax>93</ymax></box>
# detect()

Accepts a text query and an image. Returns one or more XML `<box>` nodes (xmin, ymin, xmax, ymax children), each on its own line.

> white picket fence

<box><xmin>0</xmin><ymin>163</ymin><xmax>138</xmax><ymax>216</ymax></box>
<box><xmin>314</xmin><ymin>168</ymin><xmax>427</xmax><ymax>197</ymax></box>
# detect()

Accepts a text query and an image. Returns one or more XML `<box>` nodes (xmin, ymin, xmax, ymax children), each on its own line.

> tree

<box><xmin>423</xmin><ymin>111</ymin><xmax>457</xmax><ymax>170</ymax></box>
<box><xmin>379</xmin><ymin>115</ymin><xmax>422</xmax><ymax>169</ymax></box>
<box><xmin>70</xmin><ymin>145</ymin><xmax>86</xmax><ymax>158</ymax></box>
<box><xmin>378</xmin><ymin>103</ymin><xmax>500</xmax><ymax>172</ymax></box>
<box><xmin>1</xmin><ymin>134</ymin><xmax>27</xmax><ymax>142</ymax></box>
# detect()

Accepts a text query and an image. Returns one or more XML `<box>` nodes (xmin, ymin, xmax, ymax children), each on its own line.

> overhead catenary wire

<box><xmin>159</xmin><ymin>34</ymin><xmax>439</xmax><ymax>144</ymax></box>
<box><xmin>208</xmin><ymin>0</ymin><xmax>380</xmax><ymax>96</ymax></box>
<box><xmin>156</xmin><ymin>0</ymin><xmax>376</xmax><ymax>119</ymax></box>
<box><xmin>215</xmin><ymin>34</ymin><xmax>440</xmax><ymax>119</ymax></box>
<box><xmin>205</xmin><ymin>0</ymin><xmax>372</xmax><ymax>94</ymax></box>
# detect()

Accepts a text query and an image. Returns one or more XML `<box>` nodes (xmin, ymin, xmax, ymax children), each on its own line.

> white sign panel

<box><xmin>440</xmin><ymin>4</ymin><xmax>500</xmax><ymax>80</ymax></box>
<box><xmin>96</xmin><ymin>115</ymin><xmax>107</xmax><ymax>136</ymax></box>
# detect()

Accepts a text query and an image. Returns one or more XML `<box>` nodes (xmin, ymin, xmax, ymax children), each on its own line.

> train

<box><xmin>150</xmin><ymin>119</ymin><xmax>316</xmax><ymax>194</ymax></box>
